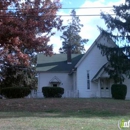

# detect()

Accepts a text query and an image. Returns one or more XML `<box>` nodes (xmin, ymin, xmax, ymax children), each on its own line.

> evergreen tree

<box><xmin>98</xmin><ymin>0</ymin><xmax>130</xmax><ymax>84</ymax></box>
<box><xmin>60</xmin><ymin>10</ymin><xmax>88</xmax><ymax>54</ymax></box>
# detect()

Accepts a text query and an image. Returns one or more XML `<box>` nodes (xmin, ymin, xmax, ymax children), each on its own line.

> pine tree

<box><xmin>98</xmin><ymin>0</ymin><xmax>130</xmax><ymax>84</ymax></box>
<box><xmin>60</xmin><ymin>10</ymin><xmax>88</xmax><ymax>54</ymax></box>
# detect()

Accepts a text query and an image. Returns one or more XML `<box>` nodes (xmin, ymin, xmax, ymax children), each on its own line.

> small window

<box><xmin>53</xmin><ymin>84</ymin><xmax>58</xmax><ymax>87</ymax></box>
<box><xmin>100</xmin><ymin>80</ymin><xmax>104</xmax><ymax>89</ymax></box>
<box><xmin>101</xmin><ymin>79</ymin><xmax>109</xmax><ymax>90</ymax></box>
<box><xmin>87</xmin><ymin>70</ymin><xmax>90</xmax><ymax>89</ymax></box>
<box><xmin>105</xmin><ymin>79</ymin><xmax>109</xmax><ymax>89</ymax></box>
<box><xmin>101</xmin><ymin>87</ymin><xmax>104</xmax><ymax>89</ymax></box>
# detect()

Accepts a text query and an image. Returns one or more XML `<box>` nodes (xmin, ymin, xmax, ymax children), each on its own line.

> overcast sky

<box><xmin>49</xmin><ymin>0</ymin><xmax>125</xmax><ymax>53</ymax></box>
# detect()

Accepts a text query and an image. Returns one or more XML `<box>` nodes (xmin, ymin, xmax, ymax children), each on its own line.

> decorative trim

<box><xmin>49</xmin><ymin>76</ymin><xmax>61</xmax><ymax>84</ymax></box>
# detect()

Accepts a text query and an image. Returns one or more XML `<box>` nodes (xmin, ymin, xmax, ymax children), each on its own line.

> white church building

<box><xmin>35</xmin><ymin>33</ymin><xmax>130</xmax><ymax>99</ymax></box>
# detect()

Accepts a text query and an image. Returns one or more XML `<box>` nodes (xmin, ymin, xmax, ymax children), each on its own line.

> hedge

<box><xmin>111</xmin><ymin>84</ymin><xmax>127</xmax><ymax>100</ymax></box>
<box><xmin>1</xmin><ymin>87</ymin><xmax>31</xmax><ymax>98</ymax></box>
<box><xmin>42</xmin><ymin>86</ymin><xmax>64</xmax><ymax>98</ymax></box>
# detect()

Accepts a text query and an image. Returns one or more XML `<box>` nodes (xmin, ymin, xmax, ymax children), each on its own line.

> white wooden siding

<box><xmin>36</xmin><ymin>34</ymin><xmax>130</xmax><ymax>99</ymax></box>
<box><xmin>76</xmin><ymin>36</ymin><xmax>116</xmax><ymax>98</ymax></box>
<box><xmin>37</xmin><ymin>72</ymin><xmax>73</xmax><ymax>98</ymax></box>
<box><xmin>123</xmin><ymin>78</ymin><xmax>130</xmax><ymax>99</ymax></box>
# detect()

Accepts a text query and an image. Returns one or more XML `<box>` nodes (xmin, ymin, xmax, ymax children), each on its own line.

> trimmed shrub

<box><xmin>42</xmin><ymin>86</ymin><xmax>64</xmax><ymax>98</ymax></box>
<box><xmin>1</xmin><ymin>87</ymin><xmax>31</xmax><ymax>98</ymax></box>
<box><xmin>111</xmin><ymin>84</ymin><xmax>127</xmax><ymax>100</ymax></box>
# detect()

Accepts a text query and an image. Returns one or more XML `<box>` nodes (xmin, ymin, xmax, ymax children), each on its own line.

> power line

<box><xmin>1</xmin><ymin>6</ymin><xmax>113</xmax><ymax>10</ymax></box>
<box><xmin>0</xmin><ymin>6</ymin><xmax>115</xmax><ymax>17</ymax></box>
<box><xmin>60</xmin><ymin>6</ymin><xmax>113</xmax><ymax>9</ymax></box>
<box><xmin>0</xmin><ymin>14</ymin><xmax>115</xmax><ymax>17</ymax></box>
<box><xmin>57</xmin><ymin>14</ymin><xmax>115</xmax><ymax>17</ymax></box>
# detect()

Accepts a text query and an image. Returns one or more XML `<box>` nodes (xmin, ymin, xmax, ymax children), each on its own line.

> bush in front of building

<box><xmin>42</xmin><ymin>86</ymin><xmax>64</xmax><ymax>98</ymax></box>
<box><xmin>1</xmin><ymin>87</ymin><xmax>31</xmax><ymax>98</ymax></box>
<box><xmin>111</xmin><ymin>84</ymin><xmax>127</xmax><ymax>100</ymax></box>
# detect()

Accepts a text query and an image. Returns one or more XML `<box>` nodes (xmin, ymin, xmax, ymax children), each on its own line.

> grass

<box><xmin>0</xmin><ymin>98</ymin><xmax>130</xmax><ymax>130</ymax></box>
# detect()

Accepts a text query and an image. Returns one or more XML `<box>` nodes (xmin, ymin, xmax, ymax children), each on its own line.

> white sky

<box><xmin>49</xmin><ymin>0</ymin><xmax>125</xmax><ymax>53</ymax></box>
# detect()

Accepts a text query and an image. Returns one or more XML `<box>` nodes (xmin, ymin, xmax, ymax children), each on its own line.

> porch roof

<box><xmin>92</xmin><ymin>63</ymin><xmax>109</xmax><ymax>81</ymax></box>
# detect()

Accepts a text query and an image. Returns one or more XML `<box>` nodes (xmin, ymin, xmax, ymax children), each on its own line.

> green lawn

<box><xmin>0</xmin><ymin>98</ymin><xmax>130</xmax><ymax>130</ymax></box>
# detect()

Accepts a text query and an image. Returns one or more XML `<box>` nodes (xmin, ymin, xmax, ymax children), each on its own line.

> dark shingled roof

<box><xmin>36</xmin><ymin>53</ymin><xmax>84</xmax><ymax>72</ymax></box>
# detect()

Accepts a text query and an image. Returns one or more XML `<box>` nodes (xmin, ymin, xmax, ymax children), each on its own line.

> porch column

<box><xmin>97</xmin><ymin>78</ymin><xmax>101</xmax><ymax>98</ymax></box>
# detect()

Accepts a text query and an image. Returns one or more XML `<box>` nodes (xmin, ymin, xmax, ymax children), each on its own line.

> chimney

<box><xmin>67</xmin><ymin>46</ymin><xmax>71</xmax><ymax>64</ymax></box>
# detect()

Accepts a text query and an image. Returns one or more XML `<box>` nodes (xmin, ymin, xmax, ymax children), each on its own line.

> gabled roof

<box><xmin>91</xmin><ymin>63</ymin><xmax>109</xmax><ymax>81</ymax></box>
<box><xmin>75</xmin><ymin>32</ymin><xmax>116</xmax><ymax>68</ymax></box>
<box><xmin>36</xmin><ymin>54</ymin><xmax>84</xmax><ymax>72</ymax></box>
<box><xmin>36</xmin><ymin>33</ymin><xmax>116</xmax><ymax>73</ymax></box>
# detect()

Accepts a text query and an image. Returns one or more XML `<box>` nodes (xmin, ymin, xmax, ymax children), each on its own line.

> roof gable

<box><xmin>49</xmin><ymin>76</ymin><xmax>61</xmax><ymax>83</ymax></box>
<box><xmin>75</xmin><ymin>33</ymin><xmax>116</xmax><ymax>68</ymax></box>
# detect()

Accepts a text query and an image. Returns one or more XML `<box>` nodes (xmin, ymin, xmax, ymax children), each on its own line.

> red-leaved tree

<box><xmin>0</xmin><ymin>0</ymin><xmax>62</xmax><ymax>66</ymax></box>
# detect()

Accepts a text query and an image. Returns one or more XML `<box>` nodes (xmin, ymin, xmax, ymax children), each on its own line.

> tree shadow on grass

<box><xmin>0</xmin><ymin>109</ymin><xmax>129</xmax><ymax>119</ymax></box>
<box><xmin>0</xmin><ymin>98</ymin><xmax>130</xmax><ymax>119</ymax></box>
